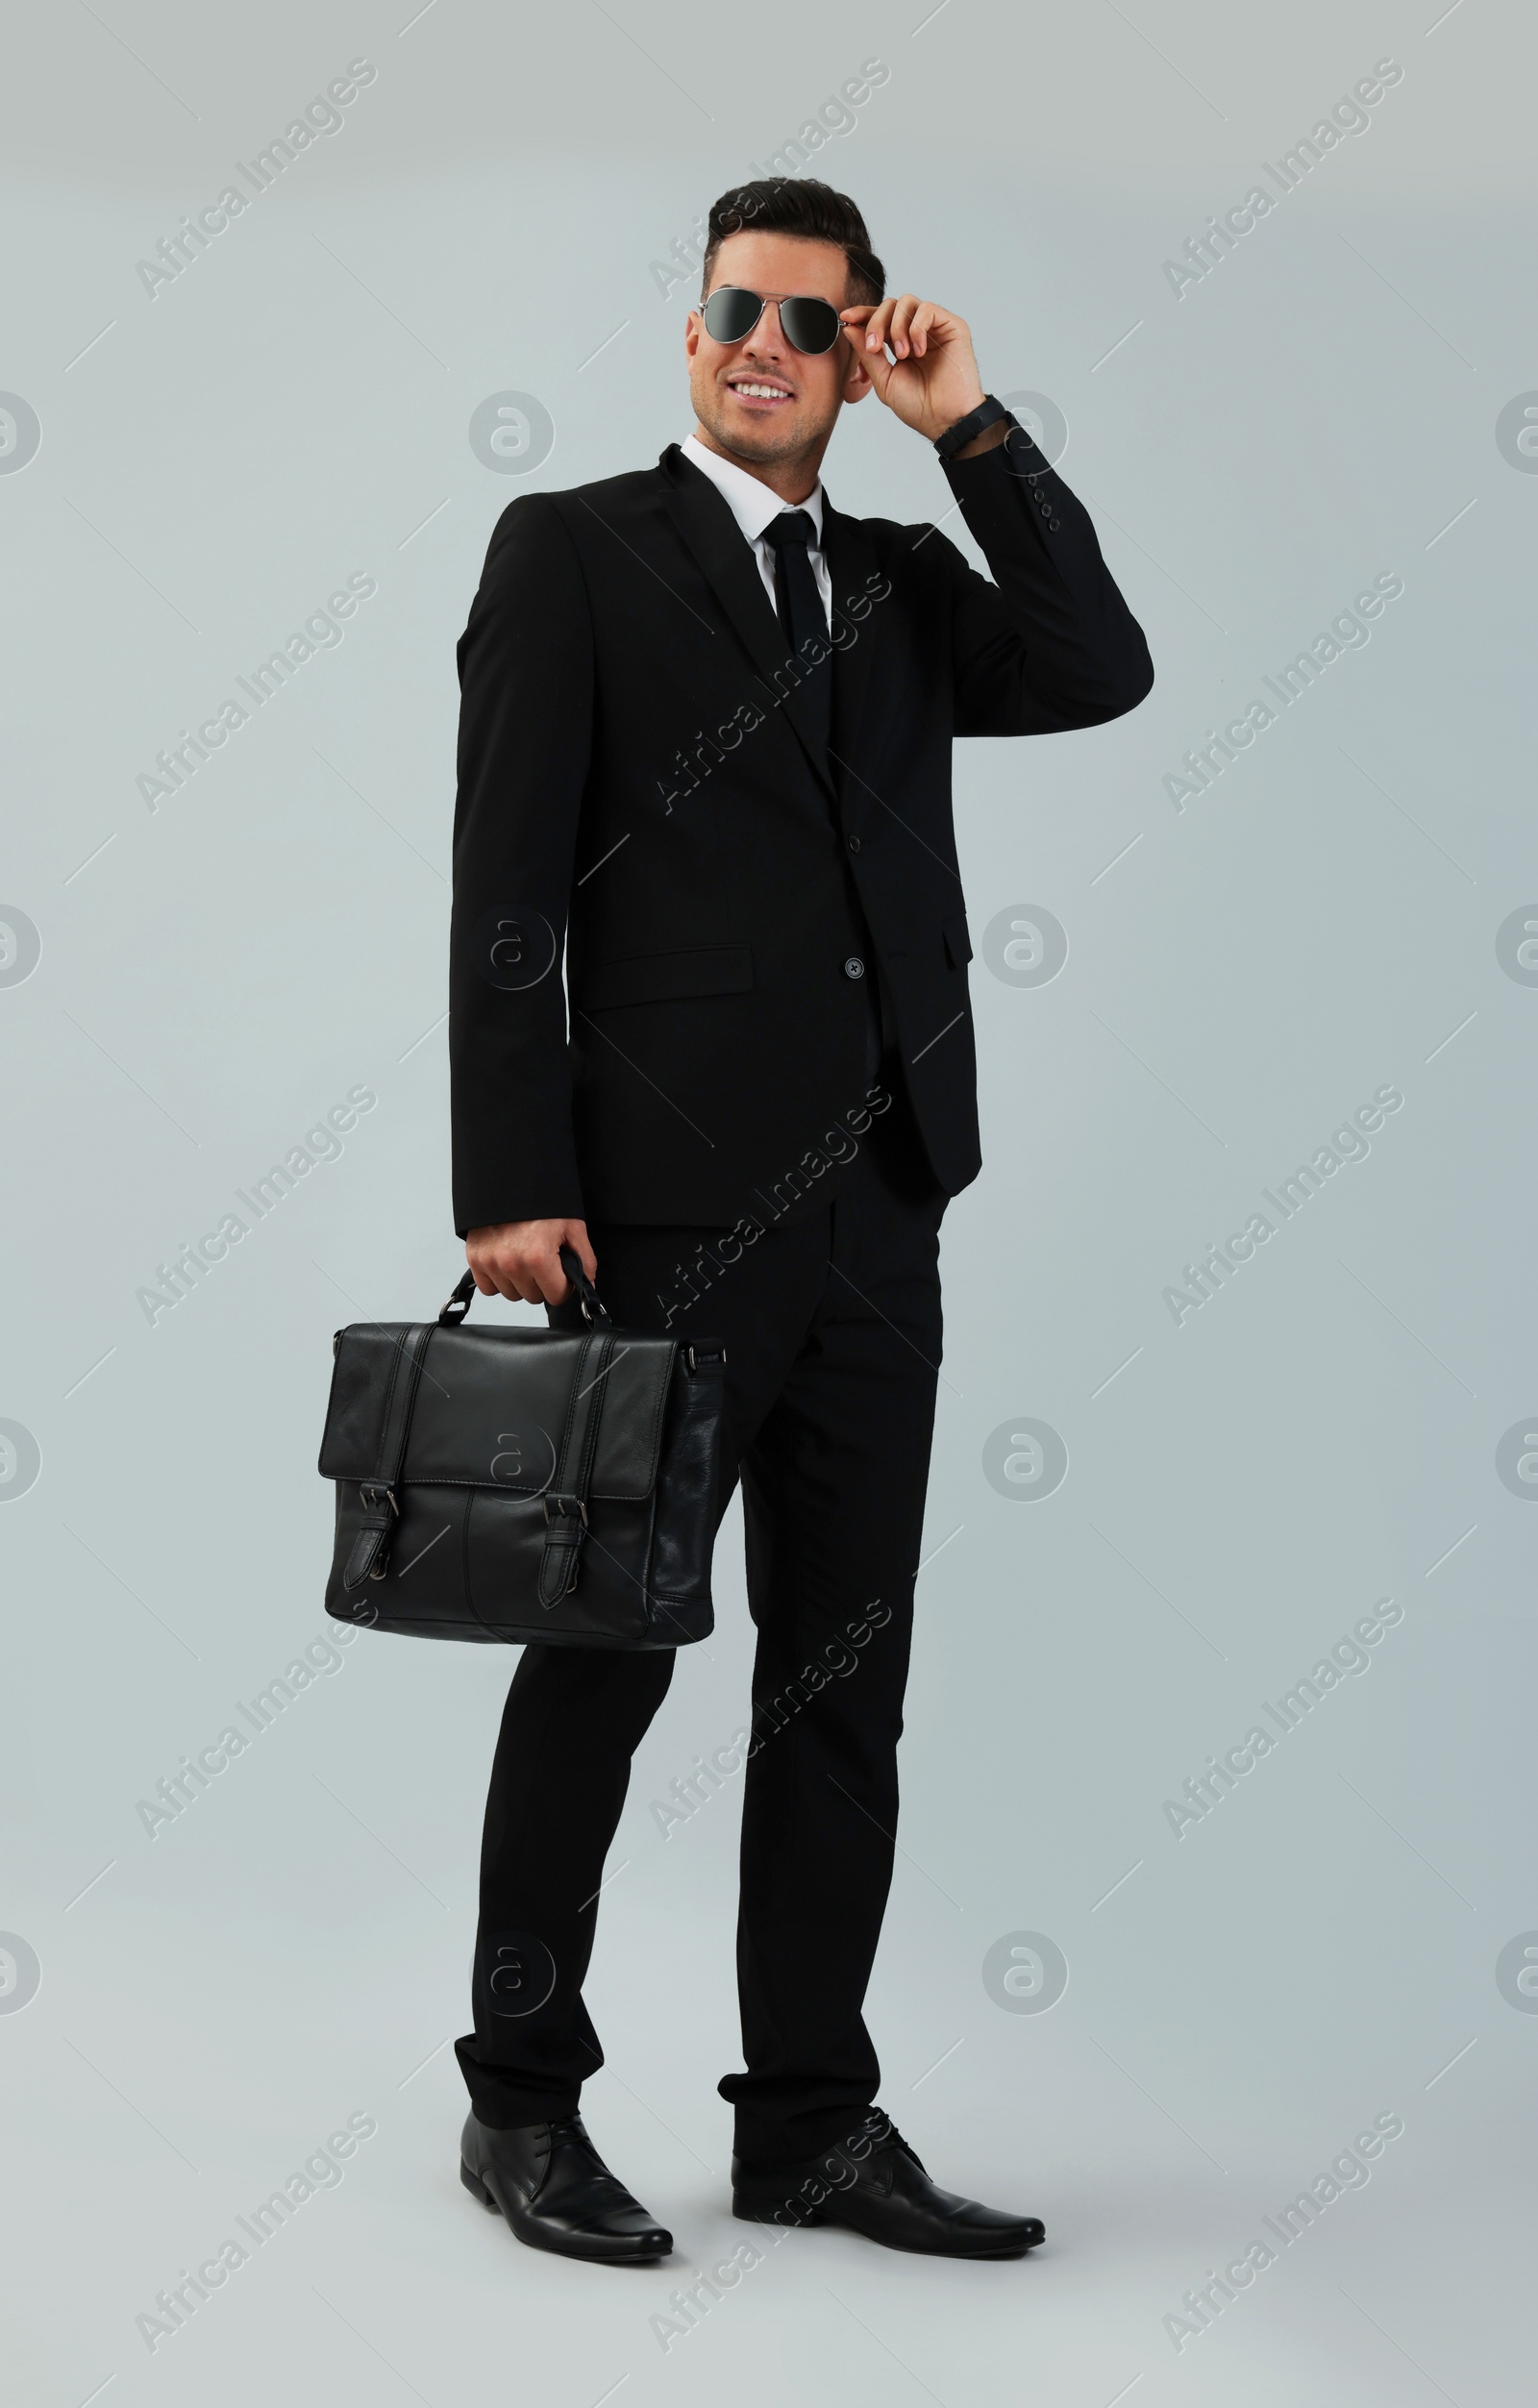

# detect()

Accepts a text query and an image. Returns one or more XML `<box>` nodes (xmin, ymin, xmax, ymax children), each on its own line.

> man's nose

<box><xmin>744</xmin><ymin>302</ymin><xmax>788</xmax><ymax>357</ymax></box>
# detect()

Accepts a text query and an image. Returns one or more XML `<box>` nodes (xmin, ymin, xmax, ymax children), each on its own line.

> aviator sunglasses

<box><xmin>699</xmin><ymin>285</ymin><xmax>846</xmax><ymax>356</ymax></box>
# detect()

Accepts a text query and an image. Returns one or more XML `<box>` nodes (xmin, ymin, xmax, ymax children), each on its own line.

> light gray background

<box><xmin>3</xmin><ymin>2</ymin><xmax>1534</xmax><ymax>2401</ymax></box>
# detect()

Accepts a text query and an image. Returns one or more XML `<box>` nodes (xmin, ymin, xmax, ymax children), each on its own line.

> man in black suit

<box><xmin>450</xmin><ymin>179</ymin><xmax>1153</xmax><ymax>2265</ymax></box>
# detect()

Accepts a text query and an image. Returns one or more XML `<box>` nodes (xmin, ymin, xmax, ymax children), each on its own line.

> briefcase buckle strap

<box><xmin>542</xmin><ymin>1492</ymin><xmax>588</xmax><ymax>1528</ymax></box>
<box><xmin>343</xmin><ymin>1482</ymin><xmax>400</xmax><ymax>1589</ymax></box>
<box><xmin>346</xmin><ymin>1322</ymin><xmax>437</xmax><ymax>1587</ymax></box>
<box><xmin>535</xmin><ymin>1329</ymin><xmax>615</xmax><ymax>1607</ymax></box>
<box><xmin>537</xmin><ymin>1504</ymin><xmax>587</xmax><ymax>1604</ymax></box>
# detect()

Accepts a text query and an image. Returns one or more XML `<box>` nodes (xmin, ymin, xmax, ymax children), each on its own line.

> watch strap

<box><xmin>934</xmin><ymin>393</ymin><xmax>1011</xmax><ymax>460</ymax></box>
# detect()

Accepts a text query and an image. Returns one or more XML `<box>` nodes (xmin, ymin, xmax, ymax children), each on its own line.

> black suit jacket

<box><xmin>450</xmin><ymin>417</ymin><xmax>1153</xmax><ymax>1233</ymax></box>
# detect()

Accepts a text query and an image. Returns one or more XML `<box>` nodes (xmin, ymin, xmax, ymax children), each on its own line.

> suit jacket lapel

<box><xmin>657</xmin><ymin>445</ymin><xmax>836</xmax><ymax>803</ymax></box>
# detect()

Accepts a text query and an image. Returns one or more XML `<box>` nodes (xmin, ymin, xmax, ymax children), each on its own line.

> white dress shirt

<box><xmin>681</xmin><ymin>433</ymin><xmax>831</xmax><ymax>628</ymax></box>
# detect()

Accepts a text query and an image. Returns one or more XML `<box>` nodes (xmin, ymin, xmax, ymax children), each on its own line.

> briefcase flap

<box><xmin>318</xmin><ymin>1322</ymin><xmax>677</xmax><ymax>1501</ymax></box>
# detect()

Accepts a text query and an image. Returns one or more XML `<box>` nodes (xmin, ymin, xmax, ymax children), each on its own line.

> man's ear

<box><xmin>684</xmin><ymin>309</ymin><xmax>702</xmax><ymax>365</ymax></box>
<box><xmin>840</xmin><ymin>345</ymin><xmax>873</xmax><ymax>405</ymax></box>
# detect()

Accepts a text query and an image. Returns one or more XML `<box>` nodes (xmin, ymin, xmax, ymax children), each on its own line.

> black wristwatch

<box><xmin>933</xmin><ymin>393</ymin><xmax>1012</xmax><ymax>460</ymax></box>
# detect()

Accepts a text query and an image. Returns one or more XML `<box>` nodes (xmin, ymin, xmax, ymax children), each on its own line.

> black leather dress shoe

<box><xmin>460</xmin><ymin>2111</ymin><xmax>672</xmax><ymax>2264</ymax></box>
<box><xmin>732</xmin><ymin>2108</ymin><xmax>1044</xmax><ymax>2259</ymax></box>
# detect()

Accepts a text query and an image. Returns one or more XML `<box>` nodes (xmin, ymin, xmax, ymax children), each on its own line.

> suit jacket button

<box><xmin>847</xmin><ymin>833</ymin><xmax>861</xmax><ymax>853</ymax></box>
<box><xmin>843</xmin><ymin>956</ymin><xmax>865</xmax><ymax>980</ymax></box>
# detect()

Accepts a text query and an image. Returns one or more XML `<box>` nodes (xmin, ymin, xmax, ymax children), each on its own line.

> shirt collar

<box><xmin>681</xmin><ymin>433</ymin><xmax>825</xmax><ymax>549</ymax></box>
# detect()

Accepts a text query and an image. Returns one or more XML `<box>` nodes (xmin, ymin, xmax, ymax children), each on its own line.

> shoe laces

<box><xmin>844</xmin><ymin>2107</ymin><xmax>926</xmax><ymax>2172</ymax></box>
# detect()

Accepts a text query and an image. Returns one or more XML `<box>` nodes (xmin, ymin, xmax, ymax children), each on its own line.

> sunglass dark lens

<box><xmin>781</xmin><ymin>298</ymin><xmax>842</xmax><ymax>354</ymax></box>
<box><xmin>702</xmin><ymin>287</ymin><xmax>762</xmax><ymax>344</ymax></box>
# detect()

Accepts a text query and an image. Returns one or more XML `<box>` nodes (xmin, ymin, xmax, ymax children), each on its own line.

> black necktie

<box><xmin>762</xmin><ymin>509</ymin><xmax>831</xmax><ymax>761</ymax></box>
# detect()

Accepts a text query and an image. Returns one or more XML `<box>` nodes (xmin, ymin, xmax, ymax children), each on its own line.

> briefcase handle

<box><xmin>438</xmin><ymin>1248</ymin><xmax>612</xmax><ymax>1328</ymax></box>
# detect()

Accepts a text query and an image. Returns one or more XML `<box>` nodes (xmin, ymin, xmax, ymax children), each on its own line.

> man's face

<box><xmin>686</xmin><ymin>231</ymin><xmax>871</xmax><ymax>468</ymax></box>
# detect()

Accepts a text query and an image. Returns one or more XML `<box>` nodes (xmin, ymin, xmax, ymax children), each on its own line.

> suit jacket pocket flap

<box><xmin>580</xmin><ymin>944</ymin><xmax>753</xmax><ymax>1010</ymax></box>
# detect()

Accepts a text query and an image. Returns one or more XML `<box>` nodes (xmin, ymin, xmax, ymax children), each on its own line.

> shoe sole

<box><xmin>461</xmin><ymin>2160</ymin><xmax>672</xmax><ymax>2264</ymax></box>
<box><xmin>732</xmin><ymin>2193</ymin><xmax>1044</xmax><ymax>2258</ymax></box>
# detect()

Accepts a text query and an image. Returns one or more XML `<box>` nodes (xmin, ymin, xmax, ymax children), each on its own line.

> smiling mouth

<box><xmin>727</xmin><ymin>377</ymin><xmax>794</xmax><ymax>404</ymax></box>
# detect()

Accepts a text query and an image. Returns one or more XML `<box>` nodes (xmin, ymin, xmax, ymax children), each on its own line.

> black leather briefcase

<box><xmin>318</xmin><ymin>1252</ymin><xmax>725</xmax><ymax>1649</ymax></box>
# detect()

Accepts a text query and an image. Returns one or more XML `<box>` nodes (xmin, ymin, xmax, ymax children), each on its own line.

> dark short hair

<box><xmin>701</xmin><ymin>179</ymin><xmax>885</xmax><ymax>309</ymax></box>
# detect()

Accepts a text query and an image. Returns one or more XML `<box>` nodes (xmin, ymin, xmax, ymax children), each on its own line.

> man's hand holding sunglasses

<box><xmin>839</xmin><ymin>295</ymin><xmax>1005</xmax><ymax>455</ymax></box>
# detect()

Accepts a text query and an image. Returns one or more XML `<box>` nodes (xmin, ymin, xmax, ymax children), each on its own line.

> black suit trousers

<box><xmin>455</xmin><ymin>1081</ymin><xmax>947</xmax><ymax>2168</ymax></box>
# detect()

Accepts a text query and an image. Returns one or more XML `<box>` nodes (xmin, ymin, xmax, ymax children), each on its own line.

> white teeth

<box><xmin>732</xmin><ymin>382</ymin><xmax>790</xmax><ymax>400</ymax></box>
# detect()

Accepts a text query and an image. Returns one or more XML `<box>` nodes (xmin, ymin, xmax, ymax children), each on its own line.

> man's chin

<box><xmin>698</xmin><ymin>403</ymin><xmax>823</xmax><ymax>465</ymax></box>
